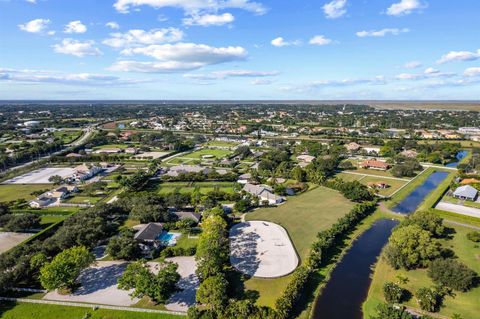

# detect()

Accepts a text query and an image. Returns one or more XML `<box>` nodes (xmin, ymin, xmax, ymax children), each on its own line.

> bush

<box><xmin>275</xmin><ymin>266</ymin><xmax>311</xmax><ymax>319</ymax></box>
<box><xmin>371</xmin><ymin>303</ymin><xmax>413</xmax><ymax>319</ymax></box>
<box><xmin>416</xmin><ymin>287</ymin><xmax>442</xmax><ymax>312</ymax></box>
<box><xmin>428</xmin><ymin>258</ymin><xmax>478</xmax><ymax>292</ymax></box>
<box><xmin>106</xmin><ymin>229</ymin><xmax>141</xmax><ymax>261</ymax></box>
<box><xmin>383</xmin><ymin>282</ymin><xmax>406</xmax><ymax>304</ymax></box>
<box><xmin>401</xmin><ymin>210</ymin><xmax>445</xmax><ymax>237</ymax></box>
<box><xmin>466</xmin><ymin>231</ymin><xmax>480</xmax><ymax>242</ymax></box>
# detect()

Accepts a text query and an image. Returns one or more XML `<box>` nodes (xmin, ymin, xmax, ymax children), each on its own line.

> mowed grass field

<box><xmin>182</xmin><ymin>148</ymin><xmax>232</xmax><ymax>159</ymax></box>
<box><xmin>0</xmin><ymin>302</ymin><xmax>185</xmax><ymax>319</ymax></box>
<box><xmin>149</xmin><ymin>181</ymin><xmax>236</xmax><ymax>194</ymax></box>
<box><xmin>335</xmin><ymin>172</ymin><xmax>409</xmax><ymax>197</ymax></box>
<box><xmin>363</xmin><ymin>224</ymin><xmax>480</xmax><ymax>319</ymax></box>
<box><xmin>243</xmin><ymin>187</ymin><xmax>354</xmax><ymax>307</ymax></box>
<box><xmin>0</xmin><ymin>184</ymin><xmax>51</xmax><ymax>202</ymax></box>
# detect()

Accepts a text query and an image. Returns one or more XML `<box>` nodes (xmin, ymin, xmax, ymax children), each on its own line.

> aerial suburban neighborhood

<box><xmin>1</xmin><ymin>1</ymin><xmax>480</xmax><ymax>319</ymax></box>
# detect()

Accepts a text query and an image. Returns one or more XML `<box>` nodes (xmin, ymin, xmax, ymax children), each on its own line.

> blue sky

<box><xmin>1</xmin><ymin>0</ymin><xmax>480</xmax><ymax>100</ymax></box>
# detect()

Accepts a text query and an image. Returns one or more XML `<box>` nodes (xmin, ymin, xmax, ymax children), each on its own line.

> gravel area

<box><xmin>0</xmin><ymin>232</ymin><xmax>33</xmax><ymax>254</ymax></box>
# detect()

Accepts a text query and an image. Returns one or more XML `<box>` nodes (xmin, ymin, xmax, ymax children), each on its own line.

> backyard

<box><xmin>0</xmin><ymin>184</ymin><xmax>51</xmax><ymax>202</ymax></box>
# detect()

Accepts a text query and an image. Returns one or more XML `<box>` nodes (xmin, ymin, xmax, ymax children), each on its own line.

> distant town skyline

<box><xmin>1</xmin><ymin>0</ymin><xmax>480</xmax><ymax>100</ymax></box>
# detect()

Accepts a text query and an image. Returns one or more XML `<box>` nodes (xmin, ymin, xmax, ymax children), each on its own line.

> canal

<box><xmin>392</xmin><ymin>171</ymin><xmax>449</xmax><ymax>214</ymax></box>
<box><xmin>445</xmin><ymin>150</ymin><xmax>468</xmax><ymax>167</ymax></box>
<box><xmin>312</xmin><ymin>219</ymin><xmax>399</xmax><ymax>319</ymax></box>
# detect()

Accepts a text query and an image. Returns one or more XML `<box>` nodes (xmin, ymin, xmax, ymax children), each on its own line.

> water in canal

<box><xmin>312</xmin><ymin>219</ymin><xmax>399</xmax><ymax>319</ymax></box>
<box><xmin>392</xmin><ymin>171</ymin><xmax>449</xmax><ymax>214</ymax></box>
<box><xmin>445</xmin><ymin>150</ymin><xmax>468</xmax><ymax>167</ymax></box>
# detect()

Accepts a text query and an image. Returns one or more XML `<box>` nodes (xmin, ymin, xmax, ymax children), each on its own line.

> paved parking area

<box><xmin>230</xmin><ymin>221</ymin><xmax>299</xmax><ymax>278</ymax></box>
<box><xmin>2</xmin><ymin>167</ymin><xmax>76</xmax><ymax>184</ymax></box>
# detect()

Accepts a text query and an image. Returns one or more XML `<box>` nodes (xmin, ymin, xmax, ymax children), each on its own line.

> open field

<box><xmin>0</xmin><ymin>184</ymin><xmax>51</xmax><ymax>202</ymax></box>
<box><xmin>2</xmin><ymin>167</ymin><xmax>75</xmax><ymax>184</ymax></box>
<box><xmin>180</xmin><ymin>148</ymin><xmax>231</xmax><ymax>159</ymax></box>
<box><xmin>149</xmin><ymin>181</ymin><xmax>236</xmax><ymax>195</ymax></box>
<box><xmin>93</xmin><ymin>144</ymin><xmax>131</xmax><ymax>149</ymax></box>
<box><xmin>53</xmin><ymin>130</ymin><xmax>81</xmax><ymax>144</ymax></box>
<box><xmin>0</xmin><ymin>302</ymin><xmax>185</xmax><ymax>319</ymax></box>
<box><xmin>206</xmin><ymin>140</ymin><xmax>240</xmax><ymax>148</ymax></box>
<box><xmin>335</xmin><ymin>172</ymin><xmax>409</xmax><ymax>197</ymax></box>
<box><xmin>369</xmin><ymin>101</ymin><xmax>480</xmax><ymax>111</ymax></box>
<box><xmin>230</xmin><ymin>221</ymin><xmax>299</xmax><ymax>278</ymax></box>
<box><xmin>243</xmin><ymin>187</ymin><xmax>354</xmax><ymax>307</ymax></box>
<box><xmin>363</xmin><ymin>224</ymin><xmax>480</xmax><ymax>319</ymax></box>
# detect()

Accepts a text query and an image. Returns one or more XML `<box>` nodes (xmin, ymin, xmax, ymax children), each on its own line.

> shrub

<box><xmin>275</xmin><ymin>266</ymin><xmax>311</xmax><ymax>319</ymax></box>
<box><xmin>416</xmin><ymin>287</ymin><xmax>442</xmax><ymax>312</ymax></box>
<box><xmin>383</xmin><ymin>282</ymin><xmax>405</xmax><ymax>304</ymax></box>
<box><xmin>371</xmin><ymin>303</ymin><xmax>413</xmax><ymax>319</ymax></box>
<box><xmin>401</xmin><ymin>210</ymin><xmax>445</xmax><ymax>237</ymax></box>
<box><xmin>428</xmin><ymin>258</ymin><xmax>478</xmax><ymax>292</ymax></box>
<box><xmin>466</xmin><ymin>231</ymin><xmax>480</xmax><ymax>242</ymax></box>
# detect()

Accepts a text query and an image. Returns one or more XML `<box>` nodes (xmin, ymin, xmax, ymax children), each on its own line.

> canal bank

<box><xmin>311</xmin><ymin>219</ymin><xmax>399</xmax><ymax>319</ymax></box>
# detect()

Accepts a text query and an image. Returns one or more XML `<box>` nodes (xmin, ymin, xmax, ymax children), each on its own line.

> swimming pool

<box><xmin>157</xmin><ymin>232</ymin><xmax>181</xmax><ymax>246</ymax></box>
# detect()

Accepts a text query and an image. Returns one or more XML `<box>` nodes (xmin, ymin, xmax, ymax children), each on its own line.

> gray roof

<box><xmin>173</xmin><ymin>211</ymin><xmax>201</xmax><ymax>223</ymax></box>
<box><xmin>134</xmin><ymin>223</ymin><xmax>163</xmax><ymax>242</ymax></box>
<box><xmin>453</xmin><ymin>185</ymin><xmax>478</xmax><ymax>199</ymax></box>
<box><xmin>243</xmin><ymin>183</ymin><xmax>273</xmax><ymax>196</ymax></box>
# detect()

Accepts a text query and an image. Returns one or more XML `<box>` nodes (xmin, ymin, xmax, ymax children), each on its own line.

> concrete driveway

<box><xmin>436</xmin><ymin>201</ymin><xmax>480</xmax><ymax>218</ymax></box>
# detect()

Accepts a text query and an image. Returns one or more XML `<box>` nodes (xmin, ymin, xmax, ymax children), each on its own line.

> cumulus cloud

<box><xmin>0</xmin><ymin>67</ymin><xmax>144</xmax><ymax>86</ymax></box>
<box><xmin>113</xmin><ymin>0</ymin><xmax>266</xmax><ymax>15</ymax></box>
<box><xmin>464</xmin><ymin>67</ymin><xmax>480</xmax><ymax>77</ymax></box>
<box><xmin>404</xmin><ymin>61</ymin><xmax>422</xmax><ymax>69</ymax></box>
<box><xmin>356</xmin><ymin>28</ymin><xmax>409</xmax><ymax>37</ymax></box>
<box><xmin>437</xmin><ymin>49</ymin><xmax>480</xmax><ymax>64</ymax></box>
<box><xmin>309</xmin><ymin>35</ymin><xmax>332</xmax><ymax>46</ymax></box>
<box><xmin>396</xmin><ymin>67</ymin><xmax>455</xmax><ymax>80</ymax></box>
<box><xmin>323</xmin><ymin>0</ymin><xmax>347</xmax><ymax>19</ymax></box>
<box><xmin>53</xmin><ymin>39</ymin><xmax>102</xmax><ymax>57</ymax></box>
<box><xmin>18</xmin><ymin>18</ymin><xmax>51</xmax><ymax>34</ymax></box>
<box><xmin>271</xmin><ymin>37</ymin><xmax>300</xmax><ymax>47</ymax></box>
<box><xmin>110</xmin><ymin>43</ymin><xmax>247</xmax><ymax>73</ymax></box>
<box><xmin>106</xmin><ymin>22</ymin><xmax>120</xmax><ymax>29</ymax></box>
<box><xmin>387</xmin><ymin>0</ymin><xmax>426</xmax><ymax>16</ymax></box>
<box><xmin>251</xmin><ymin>79</ymin><xmax>272</xmax><ymax>85</ymax></box>
<box><xmin>184</xmin><ymin>69</ymin><xmax>279</xmax><ymax>80</ymax></box>
<box><xmin>103</xmin><ymin>28</ymin><xmax>183</xmax><ymax>48</ymax></box>
<box><xmin>183</xmin><ymin>13</ymin><xmax>235</xmax><ymax>26</ymax></box>
<box><xmin>64</xmin><ymin>20</ymin><xmax>87</xmax><ymax>34</ymax></box>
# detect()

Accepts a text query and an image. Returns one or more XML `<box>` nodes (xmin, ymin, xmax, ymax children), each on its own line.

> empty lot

<box><xmin>0</xmin><ymin>232</ymin><xmax>33</xmax><ymax>254</ymax></box>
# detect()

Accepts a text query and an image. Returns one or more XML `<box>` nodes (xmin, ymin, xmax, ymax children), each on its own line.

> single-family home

<box><xmin>367</xmin><ymin>181</ymin><xmax>389</xmax><ymax>189</ymax></box>
<box><xmin>165</xmin><ymin>165</ymin><xmax>211</xmax><ymax>177</ymax></box>
<box><xmin>171</xmin><ymin>211</ymin><xmax>201</xmax><ymax>224</ymax></box>
<box><xmin>242</xmin><ymin>183</ymin><xmax>284</xmax><ymax>205</ymax></box>
<box><xmin>453</xmin><ymin>185</ymin><xmax>478</xmax><ymax>201</ymax></box>
<box><xmin>460</xmin><ymin>178</ymin><xmax>480</xmax><ymax>185</ymax></box>
<box><xmin>238</xmin><ymin>173</ymin><xmax>252</xmax><ymax>184</ymax></box>
<box><xmin>72</xmin><ymin>163</ymin><xmax>103</xmax><ymax>182</ymax></box>
<box><xmin>297</xmin><ymin>154</ymin><xmax>316</xmax><ymax>163</ymax></box>
<box><xmin>400</xmin><ymin>150</ymin><xmax>418</xmax><ymax>158</ymax></box>
<box><xmin>346</xmin><ymin>142</ymin><xmax>361</xmax><ymax>152</ymax></box>
<box><xmin>359</xmin><ymin>160</ymin><xmax>391</xmax><ymax>171</ymax></box>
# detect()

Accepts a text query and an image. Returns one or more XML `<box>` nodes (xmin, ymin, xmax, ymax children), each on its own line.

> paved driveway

<box><xmin>436</xmin><ymin>201</ymin><xmax>480</xmax><ymax>218</ymax></box>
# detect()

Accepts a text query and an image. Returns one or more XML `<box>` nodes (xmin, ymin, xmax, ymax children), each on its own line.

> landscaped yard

<box><xmin>335</xmin><ymin>172</ymin><xmax>409</xmax><ymax>197</ymax></box>
<box><xmin>150</xmin><ymin>181</ymin><xmax>236</xmax><ymax>195</ymax></box>
<box><xmin>181</xmin><ymin>148</ymin><xmax>232</xmax><ymax>159</ymax></box>
<box><xmin>0</xmin><ymin>184</ymin><xmax>51</xmax><ymax>202</ymax></box>
<box><xmin>363</xmin><ymin>224</ymin><xmax>480</xmax><ymax>319</ymax></box>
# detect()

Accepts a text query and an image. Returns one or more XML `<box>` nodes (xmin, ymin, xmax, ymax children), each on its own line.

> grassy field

<box><xmin>53</xmin><ymin>130</ymin><xmax>81</xmax><ymax>144</ymax></box>
<box><xmin>363</xmin><ymin>224</ymin><xmax>480</xmax><ymax>319</ymax></box>
<box><xmin>206</xmin><ymin>140</ymin><xmax>240</xmax><ymax>148</ymax></box>
<box><xmin>243</xmin><ymin>186</ymin><xmax>354</xmax><ymax>307</ymax></box>
<box><xmin>182</xmin><ymin>148</ymin><xmax>232</xmax><ymax>159</ymax></box>
<box><xmin>335</xmin><ymin>172</ymin><xmax>409</xmax><ymax>197</ymax></box>
<box><xmin>0</xmin><ymin>302</ymin><xmax>185</xmax><ymax>319</ymax></box>
<box><xmin>93</xmin><ymin>144</ymin><xmax>131</xmax><ymax>149</ymax></box>
<box><xmin>0</xmin><ymin>184</ymin><xmax>51</xmax><ymax>202</ymax></box>
<box><xmin>150</xmin><ymin>181</ymin><xmax>236</xmax><ymax>195</ymax></box>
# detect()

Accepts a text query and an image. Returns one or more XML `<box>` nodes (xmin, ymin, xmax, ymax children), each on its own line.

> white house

<box><xmin>297</xmin><ymin>154</ymin><xmax>316</xmax><ymax>163</ymax></box>
<box><xmin>453</xmin><ymin>185</ymin><xmax>478</xmax><ymax>201</ymax></box>
<box><xmin>242</xmin><ymin>183</ymin><xmax>284</xmax><ymax>205</ymax></box>
<box><xmin>72</xmin><ymin>163</ymin><xmax>102</xmax><ymax>182</ymax></box>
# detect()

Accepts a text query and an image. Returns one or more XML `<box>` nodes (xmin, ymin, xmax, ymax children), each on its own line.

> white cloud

<box><xmin>464</xmin><ymin>67</ymin><xmax>480</xmax><ymax>77</ymax></box>
<box><xmin>64</xmin><ymin>20</ymin><xmax>87</xmax><ymax>34</ymax></box>
<box><xmin>251</xmin><ymin>79</ymin><xmax>272</xmax><ymax>85</ymax></box>
<box><xmin>386</xmin><ymin>0</ymin><xmax>426</xmax><ymax>16</ymax></box>
<box><xmin>103</xmin><ymin>28</ymin><xmax>183</xmax><ymax>48</ymax></box>
<box><xmin>404</xmin><ymin>61</ymin><xmax>422</xmax><ymax>69</ymax></box>
<box><xmin>356</xmin><ymin>28</ymin><xmax>409</xmax><ymax>37</ymax></box>
<box><xmin>113</xmin><ymin>0</ymin><xmax>266</xmax><ymax>15</ymax></box>
<box><xmin>106</xmin><ymin>21</ymin><xmax>120</xmax><ymax>29</ymax></box>
<box><xmin>184</xmin><ymin>69</ymin><xmax>279</xmax><ymax>80</ymax></box>
<box><xmin>183</xmin><ymin>13</ymin><xmax>234</xmax><ymax>26</ymax></box>
<box><xmin>271</xmin><ymin>37</ymin><xmax>300</xmax><ymax>47</ymax></box>
<box><xmin>0</xmin><ymin>67</ymin><xmax>144</xmax><ymax>86</ymax></box>
<box><xmin>110</xmin><ymin>42</ymin><xmax>247</xmax><ymax>73</ymax></box>
<box><xmin>53</xmin><ymin>39</ymin><xmax>102</xmax><ymax>57</ymax></box>
<box><xmin>323</xmin><ymin>0</ymin><xmax>347</xmax><ymax>19</ymax></box>
<box><xmin>309</xmin><ymin>35</ymin><xmax>332</xmax><ymax>46</ymax></box>
<box><xmin>25</xmin><ymin>0</ymin><xmax>37</xmax><ymax>3</ymax></box>
<box><xmin>437</xmin><ymin>49</ymin><xmax>480</xmax><ymax>64</ymax></box>
<box><xmin>396</xmin><ymin>68</ymin><xmax>455</xmax><ymax>80</ymax></box>
<box><xmin>18</xmin><ymin>18</ymin><xmax>50</xmax><ymax>34</ymax></box>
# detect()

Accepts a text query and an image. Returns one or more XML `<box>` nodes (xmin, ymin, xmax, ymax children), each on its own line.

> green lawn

<box><xmin>0</xmin><ymin>302</ymin><xmax>185</xmax><ymax>319</ymax></box>
<box><xmin>206</xmin><ymin>140</ymin><xmax>240</xmax><ymax>148</ymax></box>
<box><xmin>53</xmin><ymin>130</ymin><xmax>81</xmax><ymax>144</ymax></box>
<box><xmin>335</xmin><ymin>172</ymin><xmax>409</xmax><ymax>197</ymax></box>
<box><xmin>182</xmin><ymin>148</ymin><xmax>232</xmax><ymax>159</ymax></box>
<box><xmin>151</xmin><ymin>181</ymin><xmax>236</xmax><ymax>195</ymax></box>
<box><xmin>243</xmin><ymin>186</ymin><xmax>354</xmax><ymax>307</ymax></box>
<box><xmin>363</xmin><ymin>224</ymin><xmax>480</xmax><ymax>319</ymax></box>
<box><xmin>0</xmin><ymin>184</ymin><xmax>51</xmax><ymax>202</ymax></box>
<box><xmin>93</xmin><ymin>144</ymin><xmax>131</xmax><ymax>149</ymax></box>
